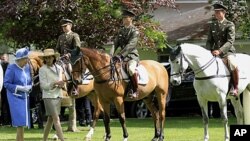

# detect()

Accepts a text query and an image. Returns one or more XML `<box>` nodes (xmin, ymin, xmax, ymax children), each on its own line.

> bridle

<box><xmin>170</xmin><ymin>51</ymin><xmax>230</xmax><ymax>80</ymax></box>
<box><xmin>71</xmin><ymin>56</ymin><xmax>117</xmax><ymax>84</ymax></box>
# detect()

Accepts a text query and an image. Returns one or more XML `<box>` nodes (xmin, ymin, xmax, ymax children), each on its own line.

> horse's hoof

<box><xmin>86</xmin><ymin>127</ymin><xmax>94</xmax><ymax>139</ymax></box>
<box><xmin>52</xmin><ymin>134</ymin><xmax>58</xmax><ymax>140</ymax></box>
<box><xmin>85</xmin><ymin>137</ymin><xmax>91</xmax><ymax>141</ymax></box>
<box><xmin>104</xmin><ymin>136</ymin><xmax>111</xmax><ymax>141</ymax></box>
<box><xmin>123</xmin><ymin>137</ymin><xmax>128</xmax><ymax>141</ymax></box>
<box><xmin>158</xmin><ymin>137</ymin><xmax>164</xmax><ymax>141</ymax></box>
<box><xmin>151</xmin><ymin>137</ymin><xmax>158</xmax><ymax>141</ymax></box>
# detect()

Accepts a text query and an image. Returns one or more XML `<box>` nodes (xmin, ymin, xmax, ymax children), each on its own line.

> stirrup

<box><xmin>127</xmin><ymin>90</ymin><xmax>138</xmax><ymax>99</ymax></box>
<box><xmin>72</xmin><ymin>88</ymin><xmax>79</xmax><ymax>96</ymax></box>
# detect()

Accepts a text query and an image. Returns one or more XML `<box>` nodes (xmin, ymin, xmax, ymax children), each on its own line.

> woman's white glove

<box><xmin>16</xmin><ymin>85</ymin><xmax>32</xmax><ymax>93</ymax></box>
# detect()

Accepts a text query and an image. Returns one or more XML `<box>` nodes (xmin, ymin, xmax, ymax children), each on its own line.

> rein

<box><xmin>171</xmin><ymin>52</ymin><xmax>230</xmax><ymax>80</ymax></box>
<box><xmin>73</xmin><ymin>57</ymin><xmax>113</xmax><ymax>84</ymax></box>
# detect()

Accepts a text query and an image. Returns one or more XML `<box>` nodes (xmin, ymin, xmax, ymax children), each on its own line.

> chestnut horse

<box><xmin>71</xmin><ymin>47</ymin><xmax>169</xmax><ymax>141</ymax></box>
<box><xmin>28</xmin><ymin>51</ymin><xmax>103</xmax><ymax>139</ymax></box>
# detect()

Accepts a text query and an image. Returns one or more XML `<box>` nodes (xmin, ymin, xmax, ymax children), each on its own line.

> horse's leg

<box><xmin>114</xmin><ymin>97</ymin><xmax>128</xmax><ymax>141</ymax></box>
<box><xmin>143</xmin><ymin>95</ymin><xmax>160</xmax><ymax>141</ymax></box>
<box><xmin>102</xmin><ymin>102</ymin><xmax>111</xmax><ymax>141</ymax></box>
<box><xmin>218</xmin><ymin>96</ymin><xmax>229</xmax><ymax>141</ymax></box>
<box><xmin>67</xmin><ymin>97</ymin><xmax>78</xmax><ymax>132</ymax></box>
<box><xmin>243</xmin><ymin>89</ymin><xmax>250</xmax><ymax>124</ymax></box>
<box><xmin>85</xmin><ymin>92</ymin><xmax>104</xmax><ymax>140</ymax></box>
<box><xmin>197</xmin><ymin>96</ymin><xmax>209</xmax><ymax>141</ymax></box>
<box><xmin>230</xmin><ymin>96</ymin><xmax>244</xmax><ymax>124</ymax></box>
<box><xmin>155</xmin><ymin>91</ymin><xmax>167</xmax><ymax>141</ymax></box>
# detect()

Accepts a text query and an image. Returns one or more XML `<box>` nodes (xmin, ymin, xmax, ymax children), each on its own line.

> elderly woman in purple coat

<box><xmin>4</xmin><ymin>47</ymin><xmax>32</xmax><ymax>141</ymax></box>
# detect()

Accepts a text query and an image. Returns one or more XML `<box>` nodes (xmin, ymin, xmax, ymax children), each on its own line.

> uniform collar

<box><xmin>65</xmin><ymin>31</ymin><xmax>72</xmax><ymax>34</ymax></box>
<box><xmin>218</xmin><ymin>18</ymin><xmax>226</xmax><ymax>23</ymax></box>
<box><xmin>124</xmin><ymin>24</ymin><xmax>133</xmax><ymax>28</ymax></box>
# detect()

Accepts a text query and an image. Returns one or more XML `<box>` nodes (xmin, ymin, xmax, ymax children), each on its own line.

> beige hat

<box><xmin>38</xmin><ymin>49</ymin><xmax>60</xmax><ymax>59</ymax></box>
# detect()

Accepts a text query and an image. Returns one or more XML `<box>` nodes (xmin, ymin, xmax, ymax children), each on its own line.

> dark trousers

<box><xmin>0</xmin><ymin>88</ymin><xmax>11</xmax><ymax>125</ymax></box>
<box><xmin>29</xmin><ymin>96</ymin><xmax>45</xmax><ymax>129</ymax></box>
<box><xmin>75</xmin><ymin>96</ymin><xmax>92</xmax><ymax>125</ymax></box>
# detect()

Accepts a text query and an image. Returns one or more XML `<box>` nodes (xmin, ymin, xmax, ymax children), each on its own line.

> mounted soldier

<box><xmin>110</xmin><ymin>9</ymin><xmax>140</xmax><ymax>99</ymax></box>
<box><xmin>205</xmin><ymin>2</ymin><xmax>239</xmax><ymax>97</ymax></box>
<box><xmin>56</xmin><ymin>18</ymin><xmax>82</xmax><ymax>67</ymax></box>
<box><xmin>55</xmin><ymin>18</ymin><xmax>82</xmax><ymax>95</ymax></box>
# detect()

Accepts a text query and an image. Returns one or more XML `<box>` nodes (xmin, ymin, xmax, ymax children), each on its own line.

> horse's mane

<box><xmin>180</xmin><ymin>43</ymin><xmax>213</xmax><ymax>58</ymax></box>
<box><xmin>28</xmin><ymin>51</ymin><xmax>43</xmax><ymax>67</ymax></box>
<box><xmin>81</xmin><ymin>47</ymin><xmax>110</xmax><ymax>61</ymax></box>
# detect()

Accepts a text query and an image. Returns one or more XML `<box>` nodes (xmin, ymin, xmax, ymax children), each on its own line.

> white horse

<box><xmin>168</xmin><ymin>43</ymin><xmax>250</xmax><ymax>141</ymax></box>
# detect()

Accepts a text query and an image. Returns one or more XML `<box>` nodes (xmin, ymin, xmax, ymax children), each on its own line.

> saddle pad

<box><xmin>82</xmin><ymin>69</ymin><xmax>93</xmax><ymax>85</ymax></box>
<box><xmin>121</xmin><ymin>64</ymin><xmax>149</xmax><ymax>85</ymax></box>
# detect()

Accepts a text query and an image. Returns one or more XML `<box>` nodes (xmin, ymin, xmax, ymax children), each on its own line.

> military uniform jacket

<box><xmin>56</xmin><ymin>31</ymin><xmax>81</xmax><ymax>55</ymax></box>
<box><xmin>113</xmin><ymin>25</ymin><xmax>139</xmax><ymax>62</ymax></box>
<box><xmin>205</xmin><ymin>18</ymin><xmax>236</xmax><ymax>58</ymax></box>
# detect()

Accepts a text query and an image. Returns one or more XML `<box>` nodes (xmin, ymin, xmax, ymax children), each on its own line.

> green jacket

<box><xmin>111</xmin><ymin>25</ymin><xmax>139</xmax><ymax>62</ymax></box>
<box><xmin>56</xmin><ymin>31</ymin><xmax>81</xmax><ymax>55</ymax></box>
<box><xmin>205</xmin><ymin>18</ymin><xmax>236</xmax><ymax>58</ymax></box>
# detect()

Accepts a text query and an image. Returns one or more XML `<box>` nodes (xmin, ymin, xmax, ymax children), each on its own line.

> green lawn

<box><xmin>0</xmin><ymin>116</ymin><xmax>237</xmax><ymax>141</ymax></box>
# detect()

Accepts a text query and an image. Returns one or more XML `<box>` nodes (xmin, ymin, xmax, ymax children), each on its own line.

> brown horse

<box><xmin>72</xmin><ymin>47</ymin><xmax>169</xmax><ymax>141</ymax></box>
<box><xmin>28</xmin><ymin>51</ymin><xmax>103</xmax><ymax>138</ymax></box>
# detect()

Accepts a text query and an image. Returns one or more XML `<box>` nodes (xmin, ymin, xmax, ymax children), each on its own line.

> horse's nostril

<box><xmin>172</xmin><ymin>80</ymin><xmax>180</xmax><ymax>86</ymax></box>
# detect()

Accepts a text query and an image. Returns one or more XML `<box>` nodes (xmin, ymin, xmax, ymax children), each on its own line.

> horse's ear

<box><xmin>176</xmin><ymin>45</ymin><xmax>181</xmax><ymax>54</ymax></box>
<box><xmin>169</xmin><ymin>45</ymin><xmax>181</xmax><ymax>61</ymax></box>
<box><xmin>166</xmin><ymin>43</ymin><xmax>173</xmax><ymax>49</ymax></box>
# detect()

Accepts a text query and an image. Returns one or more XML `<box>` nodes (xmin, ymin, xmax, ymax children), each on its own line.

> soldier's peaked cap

<box><xmin>213</xmin><ymin>1</ymin><xmax>227</xmax><ymax>11</ymax></box>
<box><xmin>122</xmin><ymin>9</ymin><xmax>136</xmax><ymax>17</ymax></box>
<box><xmin>61</xmin><ymin>19</ymin><xmax>73</xmax><ymax>26</ymax></box>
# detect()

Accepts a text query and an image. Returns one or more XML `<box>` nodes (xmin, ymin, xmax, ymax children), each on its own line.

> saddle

<box><xmin>120</xmin><ymin>62</ymin><xmax>149</xmax><ymax>85</ymax></box>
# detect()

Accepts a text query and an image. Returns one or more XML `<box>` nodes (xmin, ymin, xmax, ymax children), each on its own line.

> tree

<box><xmin>0</xmin><ymin>0</ymin><xmax>177</xmax><ymax>50</ymax></box>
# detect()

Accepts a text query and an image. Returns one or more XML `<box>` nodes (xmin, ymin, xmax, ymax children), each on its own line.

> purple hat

<box><xmin>15</xmin><ymin>47</ymin><xmax>29</xmax><ymax>60</ymax></box>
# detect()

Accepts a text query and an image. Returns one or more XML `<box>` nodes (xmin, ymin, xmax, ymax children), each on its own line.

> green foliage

<box><xmin>0</xmin><ymin>0</ymin><xmax>121</xmax><ymax>49</ymax></box>
<box><xmin>0</xmin><ymin>0</ymin><xmax>176</xmax><ymax>50</ymax></box>
<box><xmin>137</xmin><ymin>15</ymin><xmax>167</xmax><ymax>49</ymax></box>
<box><xmin>238</xmin><ymin>17</ymin><xmax>250</xmax><ymax>38</ymax></box>
<box><xmin>221</xmin><ymin>0</ymin><xmax>249</xmax><ymax>38</ymax></box>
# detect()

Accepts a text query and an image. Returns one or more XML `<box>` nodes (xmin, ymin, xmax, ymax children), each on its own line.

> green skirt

<box><xmin>43</xmin><ymin>98</ymin><xmax>61</xmax><ymax>116</ymax></box>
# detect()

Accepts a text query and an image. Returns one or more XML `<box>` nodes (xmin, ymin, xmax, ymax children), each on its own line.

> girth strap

<box><xmin>195</xmin><ymin>75</ymin><xmax>230</xmax><ymax>80</ymax></box>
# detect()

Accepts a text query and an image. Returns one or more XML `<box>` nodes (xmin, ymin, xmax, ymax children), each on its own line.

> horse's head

<box><xmin>71</xmin><ymin>47</ymin><xmax>111</xmax><ymax>83</ymax></box>
<box><xmin>28</xmin><ymin>51</ymin><xmax>43</xmax><ymax>77</ymax></box>
<box><xmin>71</xmin><ymin>57</ymin><xmax>87</xmax><ymax>84</ymax></box>
<box><xmin>169</xmin><ymin>44</ymin><xmax>189</xmax><ymax>86</ymax></box>
<box><xmin>28</xmin><ymin>51</ymin><xmax>44</xmax><ymax>95</ymax></box>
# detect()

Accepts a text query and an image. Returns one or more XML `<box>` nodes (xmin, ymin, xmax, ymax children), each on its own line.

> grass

<box><xmin>0</xmin><ymin>116</ymin><xmax>237</xmax><ymax>141</ymax></box>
